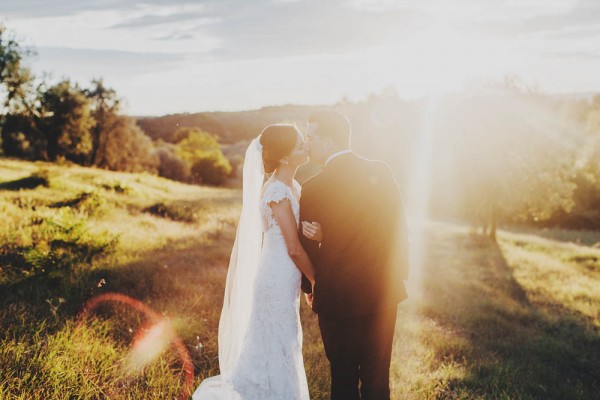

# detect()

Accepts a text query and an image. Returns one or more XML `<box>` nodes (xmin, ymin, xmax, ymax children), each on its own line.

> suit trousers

<box><xmin>318</xmin><ymin>307</ymin><xmax>398</xmax><ymax>400</ymax></box>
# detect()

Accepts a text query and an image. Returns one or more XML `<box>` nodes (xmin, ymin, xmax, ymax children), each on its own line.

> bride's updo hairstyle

<box><xmin>259</xmin><ymin>124</ymin><xmax>299</xmax><ymax>174</ymax></box>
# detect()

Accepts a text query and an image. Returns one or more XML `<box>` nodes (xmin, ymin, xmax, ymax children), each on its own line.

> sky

<box><xmin>1</xmin><ymin>0</ymin><xmax>599</xmax><ymax>116</ymax></box>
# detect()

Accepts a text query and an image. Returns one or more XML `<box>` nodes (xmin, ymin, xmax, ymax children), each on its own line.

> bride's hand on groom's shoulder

<box><xmin>302</xmin><ymin>221</ymin><xmax>322</xmax><ymax>242</ymax></box>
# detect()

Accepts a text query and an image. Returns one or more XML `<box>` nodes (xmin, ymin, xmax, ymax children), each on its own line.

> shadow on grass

<box><xmin>418</xmin><ymin>227</ymin><xmax>600</xmax><ymax>399</ymax></box>
<box><xmin>0</xmin><ymin>231</ymin><xmax>240</xmax><ymax>400</ymax></box>
<box><xmin>0</xmin><ymin>173</ymin><xmax>49</xmax><ymax>191</ymax></box>
<box><xmin>0</xmin><ymin>233</ymin><xmax>229</xmax><ymax>351</ymax></box>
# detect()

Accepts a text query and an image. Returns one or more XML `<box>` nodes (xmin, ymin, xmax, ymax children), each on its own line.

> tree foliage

<box><xmin>1</xmin><ymin>112</ymin><xmax>44</xmax><ymax>159</ymax></box>
<box><xmin>38</xmin><ymin>80</ymin><xmax>95</xmax><ymax>163</ymax></box>
<box><xmin>155</xmin><ymin>143</ymin><xmax>191</xmax><ymax>182</ymax></box>
<box><xmin>84</xmin><ymin>79</ymin><xmax>121</xmax><ymax>166</ymax></box>
<box><xmin>0</xmin><ymin>23</ymin><xmax>37</xmax><ymax>157</ymax></box>
<box><xmin>97</xmin><ymin>115</ymin><xmax>159</xmax><ymax>173</ymax></box>
<box><xmin>176</xmin><ymin>129</ymin><xmax>232</xmax><ymax>185</ymax></box>
<box><xmin>0</xmin><ymin>23</ymin><xmax>34</xmax><ymax>112</ymax></box>
<box><xmin>0</xmin><ymin>25</ymin><xmax>159</xmax><ymax>174</ymax></box>
<box><xmin>434</xmin><ymin>85</ymin><xmax>580</xmax><ymax>238</ymax></box>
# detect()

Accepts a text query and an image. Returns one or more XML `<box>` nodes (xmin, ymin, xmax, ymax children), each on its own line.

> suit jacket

<box><xmin>299</xmin><ymin>152</ymin><xmax>409</xmax><ymax>317</ymax></box>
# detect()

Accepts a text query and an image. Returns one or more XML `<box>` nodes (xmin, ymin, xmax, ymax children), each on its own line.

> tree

<box><xmin>0</xmin><ymin>112</ymin><xmax>45</xmax><ymax>159</ymax></box>
<box><xmin>38</xmin><ymin>80</ymin><xmax>95</xmax><ymax>163</ymax></box>
<box><xmin>97</xmin><ymin>115</ymin><xmax>159</xmax><ymax>173</ymax></box>
<box><xmin>558</xmin><ymin>96</ymin><xmax>600</xmax><ymax>228</ymax></box>
<box><xmin>171</xmin><ymin>126</ymin><xmax>198</xmax><ymax>143</ymax></box>
<box><xmin>0</xmin><ymin>23</ymin><xmax>39</xmax><ymax>157</ymax></box>
<box><xmin>0</xmin><ymin>24</ymin><xmax>34</xmax><ymax>113</ymax></box>
<box><xmin>84</xmin><ymin>79</ymin><xmax>121</xmax><ymax>167</ymax></box>
<box><xmin>438</xmin><ymin>86</ymin><xmax>579</xmax><ymax>240</ymax></box>
<box><xmin>176</xmin><ymin>128</ymin><xmax>232</xmax><ymax>185</ymax></box>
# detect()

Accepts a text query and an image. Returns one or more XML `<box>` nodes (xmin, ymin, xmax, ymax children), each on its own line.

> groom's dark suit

<box><xmin>300</xmin><ymin>152</ymin><xmax>409</xmax><ymax>400</ymax></box>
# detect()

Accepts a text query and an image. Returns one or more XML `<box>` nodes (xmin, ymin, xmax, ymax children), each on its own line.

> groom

<box><xmin>299</xmin><ymin>111</ymin><xmax>409</xmax><ymax>400</ymax></box>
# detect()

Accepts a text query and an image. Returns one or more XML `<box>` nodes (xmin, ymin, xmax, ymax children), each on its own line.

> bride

<box><xmin>193</xmin><ymin>124</ymin><xmax>320</xmax><ymax>400</ymax></box>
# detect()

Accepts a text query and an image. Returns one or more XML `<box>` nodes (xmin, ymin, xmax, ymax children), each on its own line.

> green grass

<box><xmin>391</xmin><ymin>223</ymin><xmax>600</xmax><ymax>399</ymax></box>
<box><xmin>1</xmin><ymin>158</ymin><xmax>599</xmax><ymax>399</ymax></box>
<box><xmin>0</xmin><ymin>158</ymin><xmax>239</xmax><ymax>399</ymax></box>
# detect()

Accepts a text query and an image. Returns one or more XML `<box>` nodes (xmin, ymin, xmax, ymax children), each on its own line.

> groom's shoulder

<box><xmin>359</xmin><ymin>155</ymin><xmax>394</xmax><ymax>177</ymax></box>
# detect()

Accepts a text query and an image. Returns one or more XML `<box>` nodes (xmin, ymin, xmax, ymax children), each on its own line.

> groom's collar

<box><xmin>325</xmin><ymin>149</ymin><xmax>352</xmax><ymax>166</ymax></box>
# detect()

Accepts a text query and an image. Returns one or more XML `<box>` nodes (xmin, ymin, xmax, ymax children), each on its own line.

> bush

<box><xmin>143</xmin><ymin>202</ymin><xmax>199</xmax><ymax>223</ymax></box>
<box><xmin>191</xmin><ymin>156</ymin><xmax>232</xmax><ymax>186</ymax></box>
<box><xmin>177</xmin><ymin>130</ymin><xmax>231</xmax><ymax>186</ymax></box>
<box><xmin>97</xmin><ymin>180</ymin><xmax>131</xmax><ymax>194</ymax></box>
<box><xmin>155</xmin><ymin>145</ymin><xmax>191</xmax><ymax>182</ymax></box>
<box><xmin>49</xmin><ymin>191</ymin><xmax>107</xmax><ymax>218</ymax></box>
<box><xmin>96</xmin><ymin>116</ymin><xmax>159</xmax><ymax>173</ymax></box>
<box><xmin>0</xmin><ymin>113</ymin><xmax>46</xmax><ymax>159</ymax></box>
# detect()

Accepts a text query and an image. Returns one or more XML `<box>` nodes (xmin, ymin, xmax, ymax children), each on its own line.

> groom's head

<box><xmin>305</xmin><ymin>111</ymin><xmax>351</xmax><ymax>166</ymax></box>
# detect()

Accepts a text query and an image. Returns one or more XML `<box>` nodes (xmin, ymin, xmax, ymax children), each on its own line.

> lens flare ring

<box><xmin>77</xmin><ymin>292</ymin><xmax>194</xmax><ymax>400</ymax></box>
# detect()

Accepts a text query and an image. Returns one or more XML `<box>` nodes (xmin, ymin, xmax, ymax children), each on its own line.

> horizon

<box><xmin>2</xmin><ymin>0</ymin><xmax>600</xmax><ymax>116</ymax></box>
<box><xmin>129</xmin><ymin>89</ymin><xmax>599</xmax><ymax>118</ymax></box>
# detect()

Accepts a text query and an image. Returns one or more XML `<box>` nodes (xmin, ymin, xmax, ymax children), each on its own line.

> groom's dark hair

<box><xmin>308</xmin><ymin>111</ymin><xmax>351</xmax><ymax>149</ymax></box>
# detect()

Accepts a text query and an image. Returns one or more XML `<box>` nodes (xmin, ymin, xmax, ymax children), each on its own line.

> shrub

<box><xmin>177</xmin><ymin>130</ymin><xmax>231</xmax><ymax>186</ymax></box>
<box><xmin>155</xmin><ymin>145</ymin><xmax>191</xmax><ymax>182</ymax></box>
<box><xmin>143</xmin><ymin>202</ymin><xmax>199</xmax><ymax>223</ymax></box>
<box><xmin>191</xmin><ymin>156</ymin><xmax>232</xmax><ymax>186</ymax></box>
<box><xmin>95</xmin><ymin>116</ymin><xmax>159</xmax><ymax>173</ymax></box>
<box><xmin>49</xmin><ymin>191</ymin><xmax>107</xmax><ymax>218</ymax></box>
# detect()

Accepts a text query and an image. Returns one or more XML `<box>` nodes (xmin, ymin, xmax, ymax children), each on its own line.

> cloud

<box><xmin>0</xmin><ymin>0</ymin><xmax>205</xmax><ymax>18</ymax></box>
<box><xmin>542</xmin><ymin>25</ymin><xmax>600</xmax><ymax>40</ymax></box>
<box><xmin>3</xmin><ymin>7</ymin><xmax>221</xmax><ymax>55</ymax></box>
<box><xmin>0</xmin><ymin>0</ymin><xmax>129</xmax><ymax>18</ymax></box>
<box><xmin>465</xmin><ymin>0</ymin><xmax>600</xmax><ymax>37</ymax></box>
<box><xmin>32</xmin><ymin>46</ymin><xmax>185</xmax><ymax>81</ymax></box>
<box><xmin>543</xmin><ymin>49</ymin><xmax>600</xmax><ymax>61</ymax></box>
<box><xmin>155</xmin><ymin>33</ymin><xmax>195</xmax><ymax>41</ymax></box>
<box><xmin>514</xmin><ymin>2</ymin><xmax>600</xmax><ymax>35</ymax></box>
<box><xmin>3</xmin><ymin>0</ymin><xmax>424</xmax><ymax>60</ymax></box>
<box><xmin>3</xmin><ymin>0</ymin><xmax>600</xmax><ymax>114</ymax></box>
<box><xmin>204</xmin><ymin>0</ymin><xmax>423</xmax><ymax>61</ymax></box>
<box><xmin>109</xmin><ymin>12</ymin><xmax>215</xmax><ymax>30</ymax></box>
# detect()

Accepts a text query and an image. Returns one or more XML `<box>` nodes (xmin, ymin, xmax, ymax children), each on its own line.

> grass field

<box><xmin>1</xmin><ymin>159</ymin><xmax>599</xmax><ymax>399</ymax></box>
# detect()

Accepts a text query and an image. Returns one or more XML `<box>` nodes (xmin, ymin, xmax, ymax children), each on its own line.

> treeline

<box><xmin>0</xmin><ymin>24</ymin><xmax>231</xmax><ymax>185</ymax></box>
<box><xmin>137</xmin><ymin>105</ymin><xmax>326</xmax><ymax>145</ymax></box>
<box><xmin>138</xmin><ymin>84</ymin><xmax>600</xmax><ymax>234</ymax></box>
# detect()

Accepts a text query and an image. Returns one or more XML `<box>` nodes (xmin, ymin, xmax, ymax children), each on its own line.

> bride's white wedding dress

<box><xmin>193</xmin><ymin>179</ymin><xmax>310</xmax><ymax>400</ymax></box>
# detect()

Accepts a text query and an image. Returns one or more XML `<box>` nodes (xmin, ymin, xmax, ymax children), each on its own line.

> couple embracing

<box><xmin>193</xmin><ymin>111</ymin><xmax>409</xmax><ymax>400</ymax></box>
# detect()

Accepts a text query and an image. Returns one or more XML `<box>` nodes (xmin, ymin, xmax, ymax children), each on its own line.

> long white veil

<box><xmin>193</xmin><ymin>136</ymin><xmax>264</xmax><ymax>400</ymax></box>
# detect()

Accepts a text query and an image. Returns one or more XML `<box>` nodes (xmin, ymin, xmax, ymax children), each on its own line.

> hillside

<box><xmin>136</xmin><ymin>105</ymin><xmax>324</xmax><ymax>145</ymax></box>
<box><xmin>0</xmin><ymin>158</ymin><xmax>242</xmax><ymax>398</ymax></box>
<box><xmin>1</xmin><ymin>159</ymin><xmax>599</xmax><ymax>399</ymax></box>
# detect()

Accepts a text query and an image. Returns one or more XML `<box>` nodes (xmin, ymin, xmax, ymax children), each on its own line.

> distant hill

<box><xmin>134</xmin><ymin>100</ymin><xmax>419</xmax><ymax>185</ymax></box>
<box><xmin>136</xmin><ymin>105</ymin><xmax>327</xmax><ymax>145</ymax></box>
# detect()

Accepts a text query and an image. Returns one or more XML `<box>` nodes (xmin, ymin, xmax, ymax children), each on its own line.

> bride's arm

<box><xmin>270</xmin><ymin>199</ymin><xmax>316</xmax><ymax>284</ymax></box>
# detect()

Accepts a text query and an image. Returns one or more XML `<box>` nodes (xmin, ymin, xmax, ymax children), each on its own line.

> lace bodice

<box><xmin>260</xmin><ymin>180</ymin><xmax>301</xmax><ymax>232</ymax></box>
